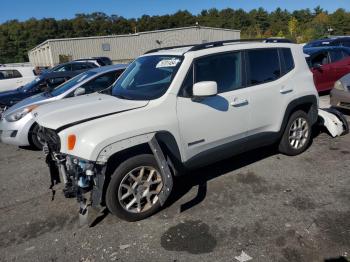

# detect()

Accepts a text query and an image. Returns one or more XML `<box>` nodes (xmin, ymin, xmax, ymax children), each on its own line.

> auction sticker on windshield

<box><xmin>156</xmin><ymin>58</ymin><xmax>181</xmax><ymax>68</ymax></box>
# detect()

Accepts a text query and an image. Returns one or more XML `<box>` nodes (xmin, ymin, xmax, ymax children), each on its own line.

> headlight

<box><xmin>5</xmin><ymin>105</ymin><xmax>38</xmax><ymax>122</ymax></box>
<box><xmin>334</xmin><ymin>80</ymin><xmax>345</xmax><ymax>91</ymax></box>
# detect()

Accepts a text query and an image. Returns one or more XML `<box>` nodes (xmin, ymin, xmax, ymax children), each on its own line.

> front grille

<box><xmin>38</xmin><ymin>126</ymin><xmax>61</xmax><ymax>152</ymax></box>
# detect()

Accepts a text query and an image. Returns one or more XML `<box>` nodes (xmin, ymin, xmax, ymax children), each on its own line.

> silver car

<box><xmin>0</xmin><ymin>64</ymin><xmax>126</xmax><ymax>149</ymax></box>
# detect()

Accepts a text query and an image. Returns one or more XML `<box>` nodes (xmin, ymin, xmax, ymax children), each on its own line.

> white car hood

<box><xmin>32</xmin><ymin>93</ymin><xmax>149</xmax><ymax>131</ymax></box>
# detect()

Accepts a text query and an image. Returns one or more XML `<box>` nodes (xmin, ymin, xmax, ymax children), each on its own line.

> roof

<box><xmin>143</xmin><ymin>39</ymin><xmax>296</xmax><ymax>56</ymax></box>
<box><xmin>30</xmin><ymin>26</ymin><xmax>241</xmax><ymax>52</ymax></box>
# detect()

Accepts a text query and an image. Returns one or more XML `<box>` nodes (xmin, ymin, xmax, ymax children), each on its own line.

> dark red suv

<box><xmin>304</xmin><ymin>46</ymin><xmax>350</xmax><ymax>92</ymax></box>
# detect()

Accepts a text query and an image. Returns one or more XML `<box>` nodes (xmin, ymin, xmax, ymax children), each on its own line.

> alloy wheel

<box><xmin>118</xmin><ymin>166</ymin><xmax>163</xmax><ymax>213</ymax></box>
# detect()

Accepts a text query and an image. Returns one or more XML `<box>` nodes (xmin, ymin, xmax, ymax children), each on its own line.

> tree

<box><xmin>288</xmin><ymin>17</ymin><xmax>298</xmax><ymax>39</ymax></box>
<box><xmin>0</xmin><ymin>7</ymin><xmax>350</xmax><ymax>63</ymax></box>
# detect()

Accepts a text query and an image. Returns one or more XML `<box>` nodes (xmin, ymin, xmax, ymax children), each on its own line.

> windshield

<box><xmin>20</xmin><ymin>77</ymin><xmax>43</xmax><ymax>92</ymax></box>
<box><xmin>111</xmin><ymin>55</ymin><xmax>183</xmax><ymax>100</ymax></box>
<box><xmin>50</xmin><ymin>71</ymin><xmax>97</xmax><ymax>97</ymax></box>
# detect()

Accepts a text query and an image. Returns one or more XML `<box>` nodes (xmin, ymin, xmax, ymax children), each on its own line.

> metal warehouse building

<box><xmin>28</xmin><ymin>26</ymin><xmax>240</xmax><ymax>67</ymax></box>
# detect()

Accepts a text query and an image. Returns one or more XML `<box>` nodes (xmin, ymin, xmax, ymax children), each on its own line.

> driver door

<box><xmin>176</xmin><ymin>51</ymin><xmax>251</xmax><ymax>166</ymax></box>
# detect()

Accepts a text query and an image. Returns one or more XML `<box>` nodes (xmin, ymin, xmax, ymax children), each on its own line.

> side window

<box><xmin>195</xmin><ymin>52</ymin><xmax>242</xmax><ymax>93</ymax></box>
<box><xmin>280</xmin><ymin>48</ymin><xmax>295</xmax><ymax>75</ymax></box>
<box><xmin>247</xmin><ymin>49</ymin><xmax>281</xmax><ymax>85</ymax></box>
<box><xmin>0</xmin><ymin>70</ymin><xmax>22</xmax><ymax>79</ymax></box>
<box><xmin>342</xmin><ymin>50</ymin><xmax>350</xmax><ymax>57</ymax></box>
<box><xmin>80</xmin><ymin>72</ymin><xmax>117</xmax><ymax>94</ymax></box>
<box><xmin>329</xmin><ymin>50</ymin><xmax>344</xmax><ymax>63</ymax></box>
<box><xmin>55</xmin><ymin>64</ymin><xmax>72</xmax><ymax>72</ymax></box>
<box><xmin>342</xmin><ymin>41</ymin><xmax>350</xmax><ymax>47</ymax></box>
<box><xmin>310</xmin><ymin>52</ymin><xmax>329</xmax><ymax>67</ymax></box>
<box><xmin>86</xmin><ymin>62</ymin><xmax>98</xmax><ymax>68</ymax></box>
<box><xmin>72</xmin><ymin>63</ymin><xmax>85</xmax><ymax>71</ymax></box>
<box><xmin>47</xmin><ymin>77</ymin><xmax>67</xmax><ymax>89</ymax></box>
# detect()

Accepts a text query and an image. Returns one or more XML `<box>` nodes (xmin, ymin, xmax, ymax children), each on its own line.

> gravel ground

<box><xmin>0</xmin><ymin>97</ymin><xmax>349</xmax><ymax>262</ymax></box>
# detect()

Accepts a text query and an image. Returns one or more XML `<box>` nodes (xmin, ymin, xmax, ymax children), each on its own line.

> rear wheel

<box><xmin>278</xmin><ymin>110</ymin><xmax>311</xmax><ymax>156</ymax></box>
<box><xmin>29</xmin><ymin>124</ymin><xmax>45</xmax><ymax>150</ymax></box>
<box><xmin>106</xmin><ymin>154</ymin><xmax>165</xmax><ymax>221</ymax></box>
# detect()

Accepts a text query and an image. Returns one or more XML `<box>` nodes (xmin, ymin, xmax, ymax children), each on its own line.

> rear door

<box><xmin>246</xmin><ymin>48</ymin><xmax>291</xmax><ymax>136</ymax></box>
<box><xmin>310</xmin><ymin>51</ymin><xmax>333</xmax><ymax>91</ymax></box>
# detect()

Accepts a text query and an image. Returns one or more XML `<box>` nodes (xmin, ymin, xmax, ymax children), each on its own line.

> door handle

<box><xmin>280</xmin><ymin>86</ymin><xmax>293</xmax><ymax>94</ymax></box>
<box><xmin>231</xmin><ymin>97</ymin><xmax>248</xmax><ymax>107</ymax></box>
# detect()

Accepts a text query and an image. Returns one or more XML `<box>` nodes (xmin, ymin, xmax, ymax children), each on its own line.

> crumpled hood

<box><xmin>32</xmin><ymin>93</ymin><xmax>149</xmax><ymax>131</ymax></box>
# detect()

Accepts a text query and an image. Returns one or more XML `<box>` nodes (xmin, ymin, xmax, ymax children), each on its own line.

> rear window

<box><xmin>281</xmin><ymin>48</ymin><xmax>295</xmax><ymax>74</ymax></box>
<box><xmin>329</xmin><ymin>50</ymin><xmax>344</xmax><ymax>63</ymax></box>
<box><xmin>247</xmin><ymin>49</ymin><xmax>281</xmax><ymax>85</ymax></box>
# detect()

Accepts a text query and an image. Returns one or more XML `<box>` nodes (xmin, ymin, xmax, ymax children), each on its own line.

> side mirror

<box><xmin>192</xmin><ymin>81</ymin><xmax>217</xmax><ymax>98</ymax></box>
<box><xmin>74</xmin><ymin>87</ymin><xmax>86</xmax><ymax>96</ymax></box>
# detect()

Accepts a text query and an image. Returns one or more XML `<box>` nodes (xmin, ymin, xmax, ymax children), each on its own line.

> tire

<box><xmin>29</xmin><ymin>124</ymin><xmax>44</xmax><ymax>150</ymax></box>
<box><xmin>278</xmin><ymin>110</ymin><xmax>311</xmax><ymax>156</ymax></box>
<box><xmin>106</xmin><ymin>154</ymin><xmax>165</xmax><ymax>221</ymax></box>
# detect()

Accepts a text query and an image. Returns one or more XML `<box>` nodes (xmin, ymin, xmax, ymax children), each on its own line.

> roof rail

<box><xmin>144</xmin><ymin>38</ymin><xmax>294</xmax><ymax>54</ymax></box>
<box><xmin>144</xmin><ymin>44</ymin><xmax>196</xmax><ymax>54</ymax></box>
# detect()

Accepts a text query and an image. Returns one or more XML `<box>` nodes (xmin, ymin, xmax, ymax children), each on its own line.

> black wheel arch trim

<box><xmin>278</xmin><ymin>95</ymin><xmax>318</xmax><ymax>135</ymax></box>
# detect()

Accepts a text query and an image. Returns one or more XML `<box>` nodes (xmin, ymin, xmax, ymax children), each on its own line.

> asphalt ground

<box><xmin>0</xmin><ymin>95</ymin><xmax>349</xmax><ymax>262</ymax></box>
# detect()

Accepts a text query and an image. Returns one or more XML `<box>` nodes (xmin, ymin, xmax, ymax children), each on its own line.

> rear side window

<box><xmin>246</xmin><ymin>49</ymin><xmax>281</xmax><ymax>85</ymax></box>
<box><xmin>195</xmin><ymin>52</ymin><xmax>243</xmax><ymax>93</ymax></box>
<box><xmin>0</xmin><ymin>69</ymin><xmax>22</xmax><ymax>80</ymax></box>
<box><xmin>280</xmin><ymin>48</ymin><xmax>295</xmax><ymax>74</ymax></box>
<box><xmin>329</xmin><ymin>50</ymin><xmax>344</xmax><ymax>63</ymax></box>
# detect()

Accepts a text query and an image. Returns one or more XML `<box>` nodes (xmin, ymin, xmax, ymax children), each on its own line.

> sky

<box><xmin>0</xmin><ymin>0</ymin><xmax>349</xmax><ymax>23</ymax></box>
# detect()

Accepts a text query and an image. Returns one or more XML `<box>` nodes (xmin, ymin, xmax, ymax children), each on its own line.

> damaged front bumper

<box><xmin>38</xmin><ymin>126</ymin><xmax>107</xmax><ymax>224</ymax></box>
<box><xmin>45</xmin><ymin>150</ymin><xmax>107</xmax><ymax>208</ymax></box>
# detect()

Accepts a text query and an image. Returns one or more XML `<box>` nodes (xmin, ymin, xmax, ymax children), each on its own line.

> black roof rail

<box><xmin>144</xmin><ymin>38</ymin><xmax>294</xmax><ymax>54</ymax></box>
<box><xmin>144</xmin><ymin>44</ymin><xmax>196</xmax><ymax>54</ymax></box>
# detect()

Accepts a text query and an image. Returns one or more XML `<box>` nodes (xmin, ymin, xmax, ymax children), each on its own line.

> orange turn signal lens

<box><xmin>27</xmin><ymin>105</ymin><xmax>38</xmax><ymax>112</ymax></box>
<box><xmin>67</xmin><ymin>134</ymin><xmax>76</xmax><ymax>150</ymax></box>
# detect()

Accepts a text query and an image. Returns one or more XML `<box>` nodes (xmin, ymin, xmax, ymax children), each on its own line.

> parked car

<box><xmin>0</xmin><ymin>67</ymin><xmax>37</xmax><ymax>92</ymax></box>
<box><xmin>34</xmin><ymin>41</ymin><xmax>318</xmax><ymax>221</ymax></box>
<box><xmin>48</xmin><ymin>61</ymin><xmax>99</xmax><ymax>73</ymax></box>
<box><xmin>75</xmin><ymin>57</ymin><xmax>113</xmax><ymax>66</ymax></box>
<box><xmin>0</xmin><ymin>64</ymin><xmax>126</xmax><ymax>149</ymax></box>
<box><xmin>330</xmin><ymin>73</ymin><xmax>350</xmax><ymax>110</ymax></box>
<box><xmin>304</xmin><ymin>46</ymin><xmax>350</xmax><ymax>92</ymax></box>
<box><xmin>264</xmin><ymin>38</ymin><xmax>294</xmax><ymax>43</ymax></box>
<box><xmin>304</xmin><ymin>36</ymin><xmax>350</xmax><ymax>48</ymax></box>
<box><xmin>0</xmin><ymin>70</ymin><xmax>83</xmax><ymax>111</ymax></box>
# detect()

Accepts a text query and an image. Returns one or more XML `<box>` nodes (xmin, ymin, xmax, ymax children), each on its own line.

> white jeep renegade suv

<box><xmin>33</xmin><ymin>40</ymin><xmax>319</xmax><ymax>221</ymax></box>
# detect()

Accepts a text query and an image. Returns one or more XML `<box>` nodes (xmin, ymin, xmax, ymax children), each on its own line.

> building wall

<box><xmin>29</xmin><ymin>27</ymin><xmax>240</xmax><ymax>67</ymax></box>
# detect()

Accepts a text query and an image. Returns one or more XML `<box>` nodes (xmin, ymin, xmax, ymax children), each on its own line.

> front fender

<box><xmin>96</xmin><ymin>133</ymin><xmax>156</xmax><ymax>163</ymax></box>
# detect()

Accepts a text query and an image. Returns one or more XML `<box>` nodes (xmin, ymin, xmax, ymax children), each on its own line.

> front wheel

<box><xmin>29</xmin><ymin>124</ymin><xmax>45</xmax><ymax>150</ymax></box>
<box><xmin>106</xmin><ymin>154</ymin><xmax>165</xmax><ymax>221</ymax></box>
<box><xmin>278</xmin><ymin>110</ymin><xmax>312</xmax><ymax>156</ymax></box>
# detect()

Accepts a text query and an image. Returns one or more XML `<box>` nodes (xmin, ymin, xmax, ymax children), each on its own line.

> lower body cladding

<box><xmin>43</xmin><ymin>136</ymin><xmax>174</xmax><ymax>223</ymax></box>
